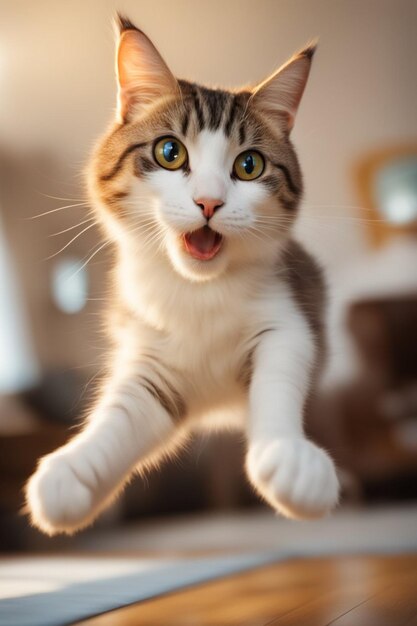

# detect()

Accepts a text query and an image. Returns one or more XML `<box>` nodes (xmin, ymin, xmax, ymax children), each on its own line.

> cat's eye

<box><xmin>154</xmin><ymin>136</ymin><xmax>188</xmax><ymax>170</ymax></box>
<box><xmin>233</xmin><ymin>150</ymin><xmax>265</xmax><ymax>181</ymax></box>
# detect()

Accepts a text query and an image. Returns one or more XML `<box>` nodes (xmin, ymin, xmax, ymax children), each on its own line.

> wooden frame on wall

<box><xmin>355</xmin><ymin>144</ymin><xmax>417</xmax><ymax>248</ymax></box>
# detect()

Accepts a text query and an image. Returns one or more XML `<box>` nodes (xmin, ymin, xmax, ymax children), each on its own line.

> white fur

<box><xmin>27</xmin><ymin>130</ymin><xmax>339</xmax><ymax>535</ymax></box>
<box><xmin>246</xmin><ymin>289</ymin><xmax>339</xmax><ymax>517</ymax></box>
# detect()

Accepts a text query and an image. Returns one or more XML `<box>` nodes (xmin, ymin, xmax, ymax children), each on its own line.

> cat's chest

<box><xmin>160</xmin><ymin>306</ymin><xmax>247</xmax><ymax>409</ymax></box>
<box><xmin>161</xmin><ymin>292</ymin><xmax>247</xmax><ymax>372</ymax></box>
<box><xmin>140</xmin><ymin>276</ymin><xmax>255</xmax><ymax>397</ymax></box>
<box><xmin>121</xmin><ymin>257</ymin><xmax>277</xmax><ymax>400</ymax></box>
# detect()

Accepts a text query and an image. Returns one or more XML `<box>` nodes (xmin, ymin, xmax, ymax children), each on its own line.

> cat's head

<box><xmin>89</xmin><ymin>15</ymin><xmax>315</xmax><ymax>282</ymax></box>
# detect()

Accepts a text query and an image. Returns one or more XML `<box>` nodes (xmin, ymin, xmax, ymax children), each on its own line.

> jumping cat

<box><xmin>26</xmin><ymin>15</ymin><xmax>339</xmax><ymax>535</ymax></box>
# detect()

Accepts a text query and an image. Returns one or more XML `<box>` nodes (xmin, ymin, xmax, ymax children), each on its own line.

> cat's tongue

<box><xmin>183</xmin><ymin>226</ymin><xmax>223</xmax><ymax>260</ymax></box>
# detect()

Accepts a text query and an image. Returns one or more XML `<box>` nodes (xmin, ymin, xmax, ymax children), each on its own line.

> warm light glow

<box><xmin>51</xmin><ymin>257</ymin><xmax>88</xmax><ymax>314</ymax></box>
<box><xmin>383</xmin><ymin>190</ymin><xmax>417</xmax><ymax>224</ymax></box>
<box><xmin>375</xmin><ymin>156</ymin><xmax>417</xmax><ymax>225</ymax></box>
<box><xmin>0</xmin><ymin>212</ymin><xmax>40</xmax><ymax>393</ymax></box>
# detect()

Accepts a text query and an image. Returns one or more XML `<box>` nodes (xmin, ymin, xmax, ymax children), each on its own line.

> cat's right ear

<box><xmin>115</xmin><ymin>15</ymin><xmax>179</xmax><ymax>123</ymax></box>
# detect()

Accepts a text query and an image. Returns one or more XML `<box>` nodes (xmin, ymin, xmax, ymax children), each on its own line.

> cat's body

<box><xmin>26</xmin><ymin>17</ymin><xmax>339</xmax><ymax>535</ymax></box>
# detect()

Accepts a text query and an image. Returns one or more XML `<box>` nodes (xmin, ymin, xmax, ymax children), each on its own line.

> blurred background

<box><xmin>0</xmin><ymin>0</ymin><xmax>416</xmax><ymax>554</ymax></box>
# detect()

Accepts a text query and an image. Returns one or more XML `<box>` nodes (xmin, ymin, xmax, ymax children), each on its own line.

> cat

<box><xmin>26</xmin><ymin>15</ymin><xmax>339</xmax><ymax>535</ymax></box>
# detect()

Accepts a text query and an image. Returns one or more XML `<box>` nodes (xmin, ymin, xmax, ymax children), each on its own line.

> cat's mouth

<box><xmin>183</xmin><ymin>226</ymin><xmax>223</xmax><ymax>261</ymax></box>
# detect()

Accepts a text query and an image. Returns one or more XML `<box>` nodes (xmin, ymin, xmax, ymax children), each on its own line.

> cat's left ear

<box><xmin>115</xmin><ymin>15</ymin><xmax>179</xmax><ymax>123</ymax></box>
<box><xmin>251</xmin><ymin>42</ymin><xmax>317</xmax><ymax>132</ymax></box>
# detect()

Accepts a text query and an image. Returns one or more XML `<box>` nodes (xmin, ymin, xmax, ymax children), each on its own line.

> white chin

<box><xmin>166</xmin><ymin>238</ymin><xmax>228</xmax><ymax>282</ymax></box>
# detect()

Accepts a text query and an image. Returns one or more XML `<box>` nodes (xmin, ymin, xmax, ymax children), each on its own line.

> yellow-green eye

<box><xmin>154</xmin><ymin>137</ymin><xmax>188</xmax><ymax>170</ymax></box>
<box><xmin>233</xmin><ymin>150</ymin><xmax>265</xmax><ymax>181</ymax></box>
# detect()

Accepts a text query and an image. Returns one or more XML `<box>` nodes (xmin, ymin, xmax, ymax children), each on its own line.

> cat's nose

<box><xmin>194</xmin><ymin>197</ymin><xmax>224</xmax><ymax>220</ymax></box>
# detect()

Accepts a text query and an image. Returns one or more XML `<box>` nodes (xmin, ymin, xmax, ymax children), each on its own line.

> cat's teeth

<box><xmin>183</xmin><ymin>226</ymin><xmax>223</xmax><ymax>261</ymax></box>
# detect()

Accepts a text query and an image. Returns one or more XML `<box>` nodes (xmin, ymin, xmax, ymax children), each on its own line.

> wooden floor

<box><xmin>77</xmin><ymin>553</ymin><xmax>417</xmax><ymax>626</ymax></box>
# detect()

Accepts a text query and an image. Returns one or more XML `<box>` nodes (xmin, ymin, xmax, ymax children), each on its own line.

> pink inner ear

<box><xmin>116</xmin><ymin>29</ymin><xmax>178</xmax><ymax>123</ymax></box>
<box><xmin>251</xmin><ymin>52</ymin><xmax>314</xmax><ymax>132</ymax></box>
<box><xmin>117</xmin><ymin>87</ymin><xmax>139</xmax><ymax>122</ymax></box>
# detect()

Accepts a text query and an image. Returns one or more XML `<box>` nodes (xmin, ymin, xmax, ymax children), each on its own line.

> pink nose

<box><xmin>194</xmin><ymin>197</ymin><xmax>224</xmax><ymax>219</ymax></box>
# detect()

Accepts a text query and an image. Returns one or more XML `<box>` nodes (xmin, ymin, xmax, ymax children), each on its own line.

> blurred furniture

<box><xmin>345</xmin><ymin>296</ymin><xmax>417</xmax><ymax>498</ymax></box>
<box><xmin>0</xmin><ymin>394</ymin><xmax>69</xmax><ymax>551</ymax></box>
<box><xmin>310</xmin><ymin>295</ymin><xmax>417</xmax><ymax>502</ymax></box>
<box><xmin>0</xmin><ymin>369</ymin><xmax>91</xmax><ymax>551</ymax></box>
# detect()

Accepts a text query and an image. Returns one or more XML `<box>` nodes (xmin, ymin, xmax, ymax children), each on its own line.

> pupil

<box><xmin>244</xmin><ymin>154</ymin><xmax>255</xmax><ymax>174</ymax></box>
<box><xmin>163</xmin><ymin>141</ymin><xmax>179</xmax><ymax>162</ymax></box>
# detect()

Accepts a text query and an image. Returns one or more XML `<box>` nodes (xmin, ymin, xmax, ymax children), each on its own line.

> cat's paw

<box><xmin>246</xmin><ymin>438</ymin><xmax>339</xmax><ymax>519</ymax></box>
<box><xmin>26</xmin><ymin>453</ymin><xmax>96</xmax><ymax>536</ymax></box>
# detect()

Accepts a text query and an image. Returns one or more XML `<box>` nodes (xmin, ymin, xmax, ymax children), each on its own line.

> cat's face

<box><xmin>90</xmin><ymin>16</ymin><xmax>315</xmax><ymax>282</ymax></box>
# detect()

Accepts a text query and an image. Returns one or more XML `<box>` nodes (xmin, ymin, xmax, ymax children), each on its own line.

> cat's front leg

<box><xmin>26</xmin><ymin>361</ymin><xmax>185</xmax><ymax>535</ymax></box>
<box><xmin>245</xmin><ymin>295</ymin><xmax>339</xmax><ymax>519</ymax></box>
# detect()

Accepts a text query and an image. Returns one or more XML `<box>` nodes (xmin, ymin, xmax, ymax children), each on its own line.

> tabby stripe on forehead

<box><xmin>272</xmin><ymin>162</ymin><xmax>300</xmax><ymax>195</ymax></box>
<box><xmin>205</xmin><ymin>90</ymin><xmax>228</xmax><ymax>130</ymax></box>
<box><xmin>100</xmin><ymin>142</ymin><xmax>148</xmax><ymax>181</ymax></box>
<box><xmin>238</xmin><ymin>121</ymin><xmax>246</xmax><ymax>145</ymax></box>
<box><xmin>181</xmin><ymin>109</ymin><xmax>190</xmax><ymax>136</ymax></box>
<box><xmin>224</xmin><ymin>97</ymin><xmax>239</xmax><ymax>137</ymax></box>
<box><xmin>191</xmin><ymin>86</ymin><xmax>205</xmax><ymax>130</ymax></box>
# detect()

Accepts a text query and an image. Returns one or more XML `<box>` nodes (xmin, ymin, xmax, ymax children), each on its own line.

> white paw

<box><xmin>26</xmin><ymin>453</ymin><xmax>96</xmax><ymax>536</ymax></box>
<box><xmin>247</xmin><ymin>438</ymin><xmax>340</xmax><ymax>520</ymax></box>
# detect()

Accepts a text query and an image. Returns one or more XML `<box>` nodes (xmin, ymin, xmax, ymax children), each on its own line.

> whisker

<box><xmin>66</xmin><ymin>240</ymin><xmax>111</xmax><ymax>281</ymax></box>
<box><xmin>35</xmin><ymin>191</ymin><xmax>86</xmax><ymax>202</ymax></box>
<box><xmin>50</xmin><ymin>218</ymin><xmax>95</xmax><ymax>237</ymax></box>
<box><xmin>136</xmin><ymin>228</ymin><xmax>164</xmax><ymax>248</ymax></box>
<box><xmin>45</xmin><ymin>222</ymin><xmax>96</xmax><ymax>260</ymax></box>
<box><xmin>127</xmin><ymin>223</ymin><xmax>165</xmax><ymax>257</ymax></box>
<box><xmin>300</xmin><ymin>214</ymin><xmax>386</xmax><ymax>224</ymax></box>
<box><xmin>29</xmin><ymin>202</ymin><xmax>89</xmax><ymax>220</ymax></box>
<box><xmin>245</xmin><ymin>227</ymin><xmax>268</xmax><ymax>244</ymax></box>
<box><xmin>302</xmin><ymin>203</ymin><xmax>375</xmax><ymax>213</ymax></box>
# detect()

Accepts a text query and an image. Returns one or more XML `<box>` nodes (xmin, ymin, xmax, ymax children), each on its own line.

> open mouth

<box><xmin>183</xmin><ymin>226</ymin><xmax>223</xmax><ymax>261</ymax></box>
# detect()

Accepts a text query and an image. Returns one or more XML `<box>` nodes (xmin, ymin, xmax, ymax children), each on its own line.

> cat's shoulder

<box><xmin>282</xmin><ymin>239</ymin><xmax>325</xmax><ymax>291</ymax></box>
<box><xmin>280</xmin><ymin>239</ymin><xmax>327</xmax><ymax>339</ymax></box>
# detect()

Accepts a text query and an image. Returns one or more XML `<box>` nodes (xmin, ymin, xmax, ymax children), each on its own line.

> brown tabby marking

<box><xmin>92</xmin><ymin>83</ymin><xmax>303</xmax><ymax>224</ymax></box>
